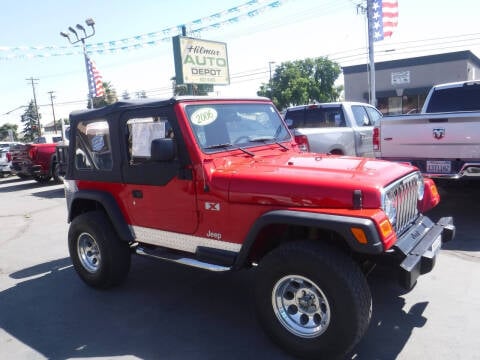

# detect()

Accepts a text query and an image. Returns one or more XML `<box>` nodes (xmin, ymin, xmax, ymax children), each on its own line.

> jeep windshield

<box><xmin>184</xmin><ymin>103</ymin><xmax>291</xmax><ymax>153</ymax></box>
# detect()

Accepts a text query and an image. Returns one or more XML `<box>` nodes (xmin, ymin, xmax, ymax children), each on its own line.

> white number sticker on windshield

<box><xmin>191</xmin><ymin>108</ymin><xmax>218</xmax><ymax>126</ymax></box>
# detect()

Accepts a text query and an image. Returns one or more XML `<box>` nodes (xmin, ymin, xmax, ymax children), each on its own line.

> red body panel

<box><xmin>76</xmin><ymin>140</ymin><xmax>417</xmax><ymax>247</ymax></box>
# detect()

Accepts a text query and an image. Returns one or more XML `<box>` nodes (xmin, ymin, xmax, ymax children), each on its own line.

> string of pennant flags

<box><xmin>0</xmin><ymin>0</ymin><xmax>286</xmax><ymax>61</ymax></box>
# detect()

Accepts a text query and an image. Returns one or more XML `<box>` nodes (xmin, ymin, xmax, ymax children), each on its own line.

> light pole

<box><xmin>60</xmin><ymin>18</ymin><xmax>96</xmax><ymax>108</ymax></box>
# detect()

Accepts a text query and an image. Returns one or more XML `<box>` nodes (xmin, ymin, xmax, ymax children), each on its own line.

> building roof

<box><xmin>342</xmin><ymin>50</ymin><xmax>480</xmax><ymax>75</ymax></box>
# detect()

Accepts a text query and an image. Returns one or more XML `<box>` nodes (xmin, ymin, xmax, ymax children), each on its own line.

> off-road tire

<box><xmin>254</xmin><ymin>240</ymin><xmax>372</xmax><ymax>360</ymax></box>
<box><xmin>68</xmin><ymin>210</ymin><xmax>131</xmax><ymax>289</ymax></box>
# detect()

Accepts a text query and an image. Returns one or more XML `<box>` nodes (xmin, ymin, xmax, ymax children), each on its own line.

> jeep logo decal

<box><xmin>205</xmin><ymin>202</ymin><xmax>220</xmax><ymax>211</ymax></box>
<box><xmin>433</xmin><ymin>128</ymin><xmax>445</xmax><ymax>140</ymax></box>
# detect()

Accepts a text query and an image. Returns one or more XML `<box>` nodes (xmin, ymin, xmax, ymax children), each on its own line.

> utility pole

<box><xmin>268</xmin><ymin>61</ymin><xmax>275</xmax><ymax>85</ymax></box>
<box><xmin>48</xmin><ymin>91</ymin><xmax>58</xmax><ymax>133</ymax></box>
<box><xmin>366</xmin><ymin>0</ymin><xmax>376</xmax><ymax>106</ymax></box>
<box><xmin>26</xmin><ymin>77</ymin><xmax>42</xmax><ymax>136</ymax></box>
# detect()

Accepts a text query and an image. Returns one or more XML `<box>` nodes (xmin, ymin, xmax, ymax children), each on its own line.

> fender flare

<box><xmin>233</xmin><ymin>209</ymin><xmax>383</xmax><ymax>269</ymax></box>
<box><xmin>68</xmin><ymin>190</ymin><xmax>134</xmax><ymax>243</ymax></box>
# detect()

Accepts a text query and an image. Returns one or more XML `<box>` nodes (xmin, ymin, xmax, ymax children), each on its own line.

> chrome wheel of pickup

<box><xmin>77</xmin><ymin>232</ymin><xmax>101</xmax><ymax>273</ymax></box>
<box><xmin>272</xmin><ymin>275</ymin><xmax>331</xmax><ymax>338</ymax></box>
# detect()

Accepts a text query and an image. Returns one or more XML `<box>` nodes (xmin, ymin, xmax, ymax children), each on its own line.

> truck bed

<box><xmin>376</xmin><ymin>111</ymin><xmax>480</xmax><ymax>178</ymax></box>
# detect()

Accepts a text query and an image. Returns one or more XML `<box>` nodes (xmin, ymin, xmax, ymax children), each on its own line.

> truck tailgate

<box><xmin>380</xmin><ymin>112</ymin><xmax>480</xmax><ymax>159</ymax></box>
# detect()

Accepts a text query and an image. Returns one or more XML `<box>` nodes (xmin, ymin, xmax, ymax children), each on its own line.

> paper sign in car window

<box><xmin>191</xmin><ymin>108</ymin><xmax>218</xmax><ymax>126</ymax></box>
<box><xmin>132</xmin><ymin>121</ymin><xmax>165</xmax><ymax>157</ymax></box>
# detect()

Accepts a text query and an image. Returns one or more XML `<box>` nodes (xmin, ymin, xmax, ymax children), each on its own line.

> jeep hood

<box><xmin>210</xmin><ymin>153</ymin><xmax>416</xmax><ymax>209</ymax></box>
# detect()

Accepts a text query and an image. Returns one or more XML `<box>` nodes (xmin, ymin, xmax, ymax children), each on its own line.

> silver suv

<box><xmin>285</xmin><ymin>102</ymin><xmax>382</xmax><ymax>157</ymax></box>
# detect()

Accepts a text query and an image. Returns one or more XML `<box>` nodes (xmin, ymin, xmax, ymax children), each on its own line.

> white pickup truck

<box><xmin>374</xmin><ymin>80</ymin><xmax>480</xmax><ymax>179</ymax></box>
<box><xmin>284</xmin><ymin>102</ymin><xmax>382</xmax><ymax>157</ymax></box>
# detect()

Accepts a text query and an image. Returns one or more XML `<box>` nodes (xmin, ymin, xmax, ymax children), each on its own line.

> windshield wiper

<box><xmin>248</xmin><ymin>136</ymin><xmax>289</xmax><ymax>150</ymax></box>
<box><xmin>204</xmin><ymin>142</ymin><xmax>254</xmax><ymax>156</ymax></box>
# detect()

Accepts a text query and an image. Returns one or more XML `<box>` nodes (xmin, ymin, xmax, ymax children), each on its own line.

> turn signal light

<box><xmin>351</xmin><ymin>227</ymin><xmax>368</xmax><ymax>244</ymax></box>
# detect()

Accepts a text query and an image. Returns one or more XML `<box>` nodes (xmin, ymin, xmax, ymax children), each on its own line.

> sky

<box><xmin>1</xmin><ymin>0</ymin><xmax>480</xmax><ymax>130</ymax></box>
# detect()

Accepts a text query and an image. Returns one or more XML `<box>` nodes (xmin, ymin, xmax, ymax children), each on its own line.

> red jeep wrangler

<box><xmin>63</xmin><ymin>97</ymin><xmax>454</xmax><ymax>359</ymax></box>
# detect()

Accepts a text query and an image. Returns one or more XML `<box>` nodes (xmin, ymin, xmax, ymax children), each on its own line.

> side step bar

<box><xmin>135</xmin><ymin>246</ymin><xmax>232</xmax><ymax>272</ymax></box>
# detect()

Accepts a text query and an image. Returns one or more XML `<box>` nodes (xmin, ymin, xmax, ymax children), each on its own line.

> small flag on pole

<box><xmin>370</xmin><ymin>0</ymin><xmax>398</xmax><ymax>42</ymax></box>
<box><xmin>86</xmin><ymin>56</ymin><xmax>105</xmax><ymax>97</ymax></box>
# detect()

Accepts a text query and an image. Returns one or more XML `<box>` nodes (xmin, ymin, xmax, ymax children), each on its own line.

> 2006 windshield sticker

<box><xmin>191</xmin><ymin>108</ymin><xmax>217</xmax><ymax>126</ymax></box>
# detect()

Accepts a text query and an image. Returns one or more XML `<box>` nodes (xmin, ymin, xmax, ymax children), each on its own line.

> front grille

<box><xmin>384</xmin><ymin>172</ymin><xmax>420</xmax><ymax>235</ymax></box>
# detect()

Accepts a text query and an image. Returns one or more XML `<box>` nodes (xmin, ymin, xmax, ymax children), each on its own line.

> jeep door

<box><xmin>120</xmin><ymin>109</ymin><xmax>198</xmax><ymax>234</ymax></box>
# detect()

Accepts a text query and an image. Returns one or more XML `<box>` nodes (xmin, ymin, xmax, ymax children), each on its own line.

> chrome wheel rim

<box><xmin>272</xmin><ymin>275</ymin><xmax>331</xmax><ymax>338</ymax></box>
<box><xmin>77</xmin><ymin>232</ymin><xmax>101</xmax><ymax>273</ymax></box>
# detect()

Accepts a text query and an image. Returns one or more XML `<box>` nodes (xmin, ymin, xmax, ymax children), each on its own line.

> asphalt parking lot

<box><xmin>0</xmin><ymin>176</ymin><xmax>479</xmax><ymax>359</ymax></box>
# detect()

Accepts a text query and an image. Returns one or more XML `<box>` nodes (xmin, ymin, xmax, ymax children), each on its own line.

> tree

<box><xmin>257</xmin><ymin>57</ymin><xmax>343</xmax><ymax>110</ymax></box>
<box><xmin>20</xmin><ymin>100</ymin><xmax>41</xmax><ymax>142</ymax></box>
<box><xmin>0</xmin><ymin>123</ymin><xmax>18</xmax><ymax>141</ymax></box>
<box><xmin>90</xmin><ymin>81</ymin><xmax>118</xmax><ymax>109</ymax></box>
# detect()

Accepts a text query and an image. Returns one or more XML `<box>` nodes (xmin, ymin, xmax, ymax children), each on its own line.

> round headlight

<box><xmin>383</xmin><ymin>194</ymin><xmax>397</xmax><ymax>226</ymax></box>
<box><xmin>417</xmin><ymin>175</ymin><xmax>425</xmax><ymax>201</ymax></box>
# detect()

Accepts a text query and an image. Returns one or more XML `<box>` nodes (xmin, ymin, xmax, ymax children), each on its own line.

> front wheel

<box><xmin>254</xmin><ymin>241</ymin><xmax>372</xmax><ymax>360</ymax></box>
<box><xmin>68</xmin><ymin>210</ymin><xmax>131</xmax><ymax>289</ymax></box>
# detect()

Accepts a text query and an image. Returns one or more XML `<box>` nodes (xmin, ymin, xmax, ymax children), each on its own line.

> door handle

<box><xmin>132</xmin><ymin>190</ymin><xmax>143</xmax><ymax>198</ymax></box>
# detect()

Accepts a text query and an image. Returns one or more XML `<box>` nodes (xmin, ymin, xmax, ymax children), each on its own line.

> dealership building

<box><xmin>342</xmin><ymin>50</ymin><xmax>480</xmax><ymax>114</ymax></box>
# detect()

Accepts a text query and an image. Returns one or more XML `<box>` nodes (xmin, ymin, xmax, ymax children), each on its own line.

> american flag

<box><xmin>86</xmin><ymin>55</ymin><xmax>105</xmax><ymax>97</ymax></box>
<box><xmin>370</xmin><ymin>0</ymin><xmax>398</xmax><ymax>42</ymax></box>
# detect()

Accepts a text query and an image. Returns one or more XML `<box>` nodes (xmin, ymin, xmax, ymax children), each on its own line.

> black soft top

<box><xmin>69</xmin><ymin>96</ymin><xmax>271</xmax><ymax>123</ymax></box>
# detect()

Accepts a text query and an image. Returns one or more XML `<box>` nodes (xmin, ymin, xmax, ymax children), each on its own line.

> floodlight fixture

<box><xmin>68</xmin><ymin>26</ymin><xmax>79</xmax><ymax>40</ymax></box>
<box><xmin>60</xmin><ymin>31</ymin><xmax>70</xmax><ymax>41</ymax></box>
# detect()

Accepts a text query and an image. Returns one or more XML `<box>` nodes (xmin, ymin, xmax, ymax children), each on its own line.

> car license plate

<box><xmin>426</xmin><ymin>160</ymin><xmax>451</xmax><ymax>174</ymax></box>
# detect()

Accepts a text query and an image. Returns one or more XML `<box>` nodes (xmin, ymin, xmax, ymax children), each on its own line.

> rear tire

<box><xmin>254</xmin><ymin>241</ymin><xmax>372</xmax><ymax>360</ymax></box>
<box><xmin>52</xmin><ymin>162</ymin><xmax>63</xmax><ymax>184</ymax></box>
<box><xmin>68</xmin><ymin>210</ymin><xmax>131</xmax><ymax>289</ymax></box>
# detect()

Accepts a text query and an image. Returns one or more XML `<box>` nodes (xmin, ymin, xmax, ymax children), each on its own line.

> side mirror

<box><xmin>151</xmin><ymin>138</ymin><xmax>176</xmax><ymax>162</ymax></box>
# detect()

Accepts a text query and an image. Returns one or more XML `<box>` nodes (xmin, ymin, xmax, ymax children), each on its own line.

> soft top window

<box><xmin>75</xmin><ymin>119</ymin><xmax>112</xmax><ymax>171</ymax></box>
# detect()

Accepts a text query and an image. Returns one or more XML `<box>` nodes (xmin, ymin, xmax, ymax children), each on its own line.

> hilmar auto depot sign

<box><xmin>173</xmin><ymin>36</ymin><xmax>230</xmax><ymax>85</ymax></box>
